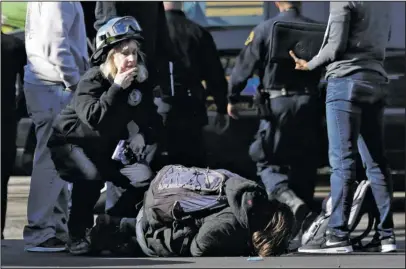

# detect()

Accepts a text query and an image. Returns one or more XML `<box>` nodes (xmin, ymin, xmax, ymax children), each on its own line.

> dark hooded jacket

<box><xmin>140</xmin><ymin>176</ymin><xmax>275</xmax><ymax>257</ymax></box>
<box><xmin>164</xmin><ymin>9</ymin><xmax>228</xmax><ymax>125</ymax></box>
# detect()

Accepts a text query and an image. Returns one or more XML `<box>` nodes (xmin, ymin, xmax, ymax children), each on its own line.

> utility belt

<box><xmin>253</xmin><ymin>86</ymin><xmax>316</xmax><ymax>119</ymax></box>
<box><xmin>264</xmin><ymin>86</ymin><xmax>316</xmax><ymax>99</ymax></box>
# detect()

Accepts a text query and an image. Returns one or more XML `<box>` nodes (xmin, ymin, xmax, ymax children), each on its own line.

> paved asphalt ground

<box><xmin>1</xmin><ymin>176</ymin><xmax>405</xmax><ymax>268</ymax></box>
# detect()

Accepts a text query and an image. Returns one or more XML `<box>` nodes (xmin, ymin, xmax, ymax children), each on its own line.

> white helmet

<box><xmin>91</xmin><ymin>16</ymin><xmax>143</xmax><ymax>64</ymax></box>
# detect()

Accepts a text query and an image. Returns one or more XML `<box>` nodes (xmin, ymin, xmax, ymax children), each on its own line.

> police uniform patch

<box><xmin>245</xmin><ymin>31</ymin><xmax>255</xmax><ymax>46</ymax></box>
<box><xmin>128</xmin><ymin>88</ymin><xmax>142</xmax><ymax>106</ymax></box>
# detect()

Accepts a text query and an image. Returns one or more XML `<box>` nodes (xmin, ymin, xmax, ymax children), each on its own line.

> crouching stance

<box><xmin>89</xmin><ymin>165</ymin><xmax>294</xmax><ymax>257</ymax></box>
<box><xmin>48</xmin><ymin>16</ymin><xmax>163</xmax><ymax>254</ymax></box>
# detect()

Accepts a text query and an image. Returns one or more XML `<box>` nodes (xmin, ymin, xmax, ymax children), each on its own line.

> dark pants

<box><xmin>1</xmin><ymin>113</ymin><xmax>17</xmax><ymax>239</ymax></box>
<box><xmin>50</xmin><ymin>142</ymin><xmax>154</xmax><ymax>237</ymax></box>
<box><xmin>50</xmin><ymin>144</ymin><xmax>105</xmax><ymax>238</ymax></box>
<box><xmin>156</xmin><ymin>96</ymin><xmax>207</xmax><ymax>169</ymax></box>
<box><xmin>249</xmin><ymin>94</ymin><xmax>321</xmax><ymax>207</ymax></box>
<box><xmin>164</xmin><ymin>120</ymin><xmax>206</xmax><ymax>168</ymax></box>
<box><xmin>325</xmin><ymin>72</ymin><xmax>394</xmax><ymax>239</ymax></box>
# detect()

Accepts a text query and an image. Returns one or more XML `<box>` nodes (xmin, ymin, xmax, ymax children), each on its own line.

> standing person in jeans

<box><xmin>23</xmin><ymin>2</ymin><xmax>89</xmax><ymax>252</ymax></box>
<box><xmin>290</xmin><ymin>1</ymin><xmax>396</xmax><ymax>253</ymax></box>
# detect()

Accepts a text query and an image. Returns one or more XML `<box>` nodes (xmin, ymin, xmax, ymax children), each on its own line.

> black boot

<box><xmin>89</xmin><ymin>214</ymin><xmax>122</xmax><ymax>254</ymax></box>
<box><xmin>275</xmin><ymin>189</ymin><xmax>310</xmax><ymax>239</ymax></box>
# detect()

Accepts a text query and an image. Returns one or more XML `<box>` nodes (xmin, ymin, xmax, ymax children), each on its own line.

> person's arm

<box><xmin>42</xmin><ymin>2</ymin><xmax>80</xmax><ymax>89</ymax></box>
<box><xmin>200</xmin><ymin>30</ymin><xmax>228</xmax><ymax>114</ymax></box>
<box><xmin>74</xmin><ymin>74</ymin><xmax>125</xmax><ymax>130</ymax></box>
<box><xmin>228</xmin><ymin>24</ymin><xmax>266</xmax><ymax>104</ymax></box>
<box><xmin>94</xmin><ymin>1</ymin><xmax>117</xmax><ymax>31</ymax></box>
<box><xmin>190</xmin><ymin>211</ymin><xmax>248</xmax><ymax>256</ymax></box>
<box><xmin>306</xmin><ymin>2</ymin><xmax>351</xmax><ymax>71</ymax></box>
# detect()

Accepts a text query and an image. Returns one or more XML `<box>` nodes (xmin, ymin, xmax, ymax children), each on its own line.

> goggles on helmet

<box><xmin>112</xmin><ymin>16</ymin><xmax>142</xmax><ymax>35</ymax></box>
<box><xmin>92</xmin><ymin>16</ymin><xmax>144</xmax><ymax>64</ymax></box>
<box><xmin>98</xmin><ymin>16</ymin><xmax>143</xmax><ymax>47</ymax></box>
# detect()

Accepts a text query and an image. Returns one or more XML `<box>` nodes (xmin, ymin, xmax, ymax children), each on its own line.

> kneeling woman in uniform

<box><xmin>48</xmin><ymin>16</ymin><xmax>163</xmax><ymax>255</ymax></box>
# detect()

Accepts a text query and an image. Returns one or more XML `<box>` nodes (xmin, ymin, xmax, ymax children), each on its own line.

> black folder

<box><xmin>269</xmin><ymin>21</ymin><xmax>327</xmax><ymax>63</ymax></box>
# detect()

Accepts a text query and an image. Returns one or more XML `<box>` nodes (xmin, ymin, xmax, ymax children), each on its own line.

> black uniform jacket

<box><xmin>1</xmin><ymin>33</ymin><xmax>26</xmax><ymax>121</ymax></box>
<box><xmin>229</xmin><ymin>8</ymin><xmax>322</xmax><ymax>104</ymax></box>
<box><xmin>50</xmin><ymin>66</ymin><xmax>163</xmax><ymax>156</ymax></box>
<box><xmin>165</xmin><ymin>10</ymin><xmax>228</xmax><ymax>115</ymax></box>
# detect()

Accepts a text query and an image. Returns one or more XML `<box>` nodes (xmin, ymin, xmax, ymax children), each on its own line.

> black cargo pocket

<box><xmin>248</xmin><ymin>120</ymin><xmax>272</xmax><ymax>163</ymax></box>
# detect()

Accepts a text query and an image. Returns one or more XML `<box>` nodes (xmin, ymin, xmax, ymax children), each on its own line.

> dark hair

<box><xmin>252</xmin><ymin>201</ymin><xmax>294</xmax><ymax>256</ymax></box>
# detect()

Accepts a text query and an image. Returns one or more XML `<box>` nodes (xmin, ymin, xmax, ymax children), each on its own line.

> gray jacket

<box><xmin>24</xmin><ymin>2</ymin><xmax>89</xmax><ymax>87</ymax></box>
<box><xmin>307</xmin><ymin>2</ymin><xmax>391</xmax><ymax>80</ymax></box>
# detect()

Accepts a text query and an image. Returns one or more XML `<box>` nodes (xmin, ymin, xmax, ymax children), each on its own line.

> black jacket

<box><xmin>1</xmin><ymin>33</ymin><xmax>26</xmax><ymax>121</ymax></box>
<box><xmin>229</xmin><ymin>8</ymin><xmax>322</xmax><ymax>103</ymax></box>
<box><xmin>81</xmin><ymin>1</ymin><xmax>97</xmax><ymax>55</ymax></box>
<box><xmin>50</xmin><ymin>66</ymin><xmax>163</xmax><ymax>156</ymax></box>
<box><xmin>94</xmin><ymin>1</ymin><xmax>176</xmax><ymax>98</ymax></box>
<box><xmin>165</xmin><ymin>10</ymin><xmax>228</xmax><ymax>115</ymax></box>
<box><xmin>141</xmin><ymin>176</ymin><xmax>273</xmax><ymax>257</ymax></box>
<box><xmin>1</xmin><ymin>33</ymin><xmax>26</xmax><ymax>154</ymax></box>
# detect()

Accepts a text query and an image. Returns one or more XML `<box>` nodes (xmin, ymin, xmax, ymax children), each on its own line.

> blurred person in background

<box><xmin>161</xmin><ymin>1</ymin><xmax>229</xmax><ymax>168</ymax></box>
<box><xmin>1</xmin><ymin>29</ymin><xmax>26</xmax><ymax>240</ymax></box>
<box><xmin>23</xmin><ymin>2</ymin><xmax>89</xmax><ymax>252</ymax></box>
<box><xmin>80</xmin><ymin>1</ymin><xmax>97</xmax><ymax>56</ymax></box>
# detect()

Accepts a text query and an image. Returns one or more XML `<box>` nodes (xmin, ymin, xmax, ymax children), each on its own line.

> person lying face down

<box><xmin>88</xmin><ymin>166</ymin><xmax>294</xmax><ymax>257</ymax></box>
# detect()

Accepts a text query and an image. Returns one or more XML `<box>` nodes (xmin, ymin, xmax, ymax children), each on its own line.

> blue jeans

<box><xmin>325</xmin><ymin>73</ymin><xmax>394</xmax><ymax>239</ymax></box>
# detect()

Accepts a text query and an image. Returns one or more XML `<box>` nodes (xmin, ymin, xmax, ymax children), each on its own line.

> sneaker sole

<box><xmin>298</xmin><ymin>245</ymin><xmax>353</xmax><ymax>254</ymax></box>
<box><xmin>25</xmin><ymin>246</ymin><xmax>66</xmax><ymax>252</ymax></box>
<box><xmin>364</xmin><ymin>244</ymin><xmax>397</xmax><ymax>253</ymax></box>
<box><xmin>69</xmin><ymin>248</ymin><xmax>91</xmax><ymax>255</ymax></box>
<box><xmin>381</xmin><ymin>244</ymin><xmax>397</xmax><ymax>253</ymax></box>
